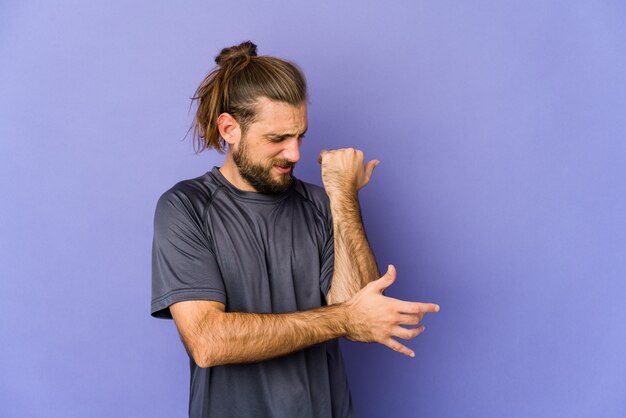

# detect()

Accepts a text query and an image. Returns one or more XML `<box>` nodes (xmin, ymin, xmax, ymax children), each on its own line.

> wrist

<box><xmin>334</xmin><ymin>301</ymin><xmax>353</xmax><ymax>338</ymax></box>
<box><xmin>326</xmin><ymin>188</ymin><xmax>358</xmax><ymax>202</ymax></box>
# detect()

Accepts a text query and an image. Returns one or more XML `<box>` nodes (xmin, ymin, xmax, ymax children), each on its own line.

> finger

<box><xmin>364</xmin><ymin>160</ymin><xmax>379</xmax><ymax>181</ymax></box>
<box><xmin>398</xmin><ymin>301</ymin><xmax>440</xmax><ymax>314</ymax></box>
<box><xmin>394</xmin><ymin>325</ymin><xmax>426</xmax><ymax>340</ymax></box>
<box><xmin>397</xmin><ymin>313</ymin><xmax>423</xmax><ymax>326</ymax></box>
<box><xmin>373</xmin><ymin>264</ymin><xmax>396</xmax><ymax>292</ymax></box>
<box><xmin>317</xmin><ymin>150</ymin><xmax>328</xmax><ymax>164</ymax></box>
<box><xmin>354</xmin><ymin>149</ymin><xmax>364</xmax><ymax>164</ymax></box>
<box><xmin>382</xmin><ymin>338</ymin><xmax>415</xmax><ymax>358</ymax></box>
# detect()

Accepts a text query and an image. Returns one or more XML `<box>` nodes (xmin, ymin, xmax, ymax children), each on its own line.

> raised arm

<box><xmin>318</xmin><ymin>148</ymin><xmax>381</xmax><ymax>304</ymax></box>
<box><xmin>171</xmin><ymin>265</ymin><xmax>440</xmax><ymax>367</ymax></box>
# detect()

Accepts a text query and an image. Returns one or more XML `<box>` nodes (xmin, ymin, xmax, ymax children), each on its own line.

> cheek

<box><xmin>264</xmin><ymin>146</ymin><xmax>285</xmax><ymax>162</ymax></box>
<box><xmin>253</xmin><ymin>152</ymin><xmax>277</xmax><ymax>168</ymax></box>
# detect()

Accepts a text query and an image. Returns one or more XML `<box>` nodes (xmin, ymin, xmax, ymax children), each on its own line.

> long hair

<box><xmin>191</xmin><ymin>41</ymin><xmax>307</xmax><ymax>153</ymax></box>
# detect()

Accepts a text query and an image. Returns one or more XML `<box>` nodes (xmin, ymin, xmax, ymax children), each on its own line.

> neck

<box><xmin>219</xmin><ymin>153</ymin><xmax>257</xmax><ymax>192</ymax></box>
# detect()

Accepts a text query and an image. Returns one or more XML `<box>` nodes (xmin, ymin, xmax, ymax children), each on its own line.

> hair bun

<box><xmin>215</xmin><ymin>41</ymin><xmax>258</xmax><ymax>66</ymax></box>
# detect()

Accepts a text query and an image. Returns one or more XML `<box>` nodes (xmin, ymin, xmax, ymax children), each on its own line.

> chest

<box><xmin>206</xmin><ymin>196</ymin><xmax>328</xmax><ymax>312</ymax></box>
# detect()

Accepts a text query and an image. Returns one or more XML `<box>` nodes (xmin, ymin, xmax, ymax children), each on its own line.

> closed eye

<box><xmin>269</xmin><ymin>135</ymin><xmax>305</xmax><ymax>143</ymax></box>
<box><xmin>270</xmin><ymin>136</ymin><xmax>288</xmax><ymax>143</ymax></box>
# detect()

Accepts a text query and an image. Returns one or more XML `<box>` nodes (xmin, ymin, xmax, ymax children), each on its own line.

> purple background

<box><xmin>2</xmin><ymin>1</ymin><xmax>625</xmax><ymax>417</ymax></box>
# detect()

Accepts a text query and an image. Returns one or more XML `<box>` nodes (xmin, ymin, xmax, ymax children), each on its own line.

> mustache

<box><xmin>272</xmin><ymin>159</ymin><xmax>296</xmax><ymax>168</ymax></box>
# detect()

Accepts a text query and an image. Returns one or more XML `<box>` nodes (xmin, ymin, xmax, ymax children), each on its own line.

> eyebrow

<box><xmin>264</xmin><ymin>127</ymin><xmax>308</xmax><ymax>139</ymax></box>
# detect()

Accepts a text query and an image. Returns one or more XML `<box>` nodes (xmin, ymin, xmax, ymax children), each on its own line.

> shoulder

<box><xmin>292</xmin><ymin>178</ymin><xmax>331</xmax><ymax>220</ymax></box>
<box><xmin>154</xmin><ymin>172</ymin><xmax>222</xmax><ymax>226</ymax></box>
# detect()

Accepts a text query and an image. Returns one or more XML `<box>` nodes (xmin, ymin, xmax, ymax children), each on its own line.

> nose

<box><xmin>282</xmin><ymin>138</ymin><xmax>301</xmax><ymax>163</ymax></box>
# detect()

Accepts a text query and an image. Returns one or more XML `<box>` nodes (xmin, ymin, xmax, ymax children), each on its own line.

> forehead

<box><xmin>250</xmin><ymin>97</ymin><xmax>307</xmax><ymax>135</ymax></box>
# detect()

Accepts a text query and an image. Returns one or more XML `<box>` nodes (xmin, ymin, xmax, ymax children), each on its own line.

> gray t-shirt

<box><xmin>151</xmin><ymin>167</ymin><xmax>355</xmax><ymax>418</ymax></box>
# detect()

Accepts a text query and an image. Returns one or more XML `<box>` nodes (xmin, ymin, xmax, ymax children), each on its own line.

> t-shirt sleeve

<box><xmin>151</xmin><ymin>189</ymin><xmax>226</xmax><ymax>319</ymax></box>
<box><xmin>319</xmin><ymin>202</ymin><xmax>334</xmax><ymax>304</ymax></box>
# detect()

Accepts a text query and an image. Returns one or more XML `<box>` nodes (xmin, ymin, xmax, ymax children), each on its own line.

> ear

<box><xmin>217</xmin><ymin>113</ymin><xmax>241</xmax><ymax>146</ymax></box>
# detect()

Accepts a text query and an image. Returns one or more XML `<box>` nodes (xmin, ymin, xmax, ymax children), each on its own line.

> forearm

<box><xmin>192</xmin><ymin>304</ymin><xmax>348</xmax><ymax>368</ymax></box>
<box><xmin>328</xmin><ymin>191</ymin><xmax>380</xmax><ymax>304</ymax></box>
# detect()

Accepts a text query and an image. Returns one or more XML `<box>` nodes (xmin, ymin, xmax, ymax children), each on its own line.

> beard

<box><xmin>232</xmin><ymin>137</ymin><xmax>296</xmax><ymax>194</ymax></box>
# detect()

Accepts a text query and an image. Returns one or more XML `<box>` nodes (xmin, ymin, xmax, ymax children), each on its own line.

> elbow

<box><xmin>188</xmin><ymin>342</ymin><xmax>218</xmax><ymax>369</ymax></box>
<box><xmin>326</xmin><ymin>294</ymin><xmax>337</xmax><ymax>305</ymax></box>
<box><xmin>326</xmin><ymin>290</ymin><xmax>349</xmax><ymax>306</ymax></box>
<box><xmin>327</xmin><ymin>294</ymin><xmax>337</xmax><ymax>306</ymax></box>
<box><xmin>190</xmin><ymin>340</ymin><xmax>232</xmax><ymax>368</ymax></box>
<box><xmin>326</xmin><ymin>293</ymin><xmax>333</xmax><ymax>305</ymax></box>
<box><xmin>171</xmin><ymin>300</ymin><xmax>228</xmax><ymax>368</ymax></box>
<box><xmin>192</xmin><ymin>353</ymin><xmax>211</xmax><ymax>369</ymax></box>
<box><xmin>195</xmin><ymin>360</ymin><xmax>212</xmax><ymax>369</ymax></box>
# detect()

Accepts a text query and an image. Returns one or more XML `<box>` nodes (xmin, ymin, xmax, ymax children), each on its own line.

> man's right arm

<box><xmin>171</xmin><ymin>265</ymin><xmax>440</xmax><ymax>368</ymax></box>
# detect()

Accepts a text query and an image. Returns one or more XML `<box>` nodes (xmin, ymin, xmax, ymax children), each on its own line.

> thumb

<box><xmin>364</xmin><ymin>159</ymin><xmax>379</xmax><ymax>180</ymax></box>
<box><xmin>375</xmin><ymin>264</ymin><xmax>396</xmax><ymax>292</ymax></box>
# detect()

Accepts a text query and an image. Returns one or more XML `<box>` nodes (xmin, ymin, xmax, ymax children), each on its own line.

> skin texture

<box><xmin>170</xmin><ymin>97</ymin><xmax>440</xmax><ymax>367</ymax></box>
<box><xmin>218</xmin><ymin>97</ymin><xmax>306</xmax><ymax>193</ymax></box>
<box><xmin>318</xmin><ymin>147</ymin><xmax>382</xmax><ymax>304</ymax></box>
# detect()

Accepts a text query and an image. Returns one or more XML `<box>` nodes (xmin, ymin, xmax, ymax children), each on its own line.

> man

<box><xmin>151</xmin><ymin>41</ymin><xmax>439</xmax><ymax>417</ymax></box>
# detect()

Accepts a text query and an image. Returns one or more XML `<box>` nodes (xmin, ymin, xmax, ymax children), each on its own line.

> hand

<box><xmin>344</xmin><ymin>265</ymin><xmax>440</xmax><ymax>357</ymax></box>
<box><xmin>317</xmin><ymin>148</ymin><xmax>379</xmax><ymax>196</ymax></box>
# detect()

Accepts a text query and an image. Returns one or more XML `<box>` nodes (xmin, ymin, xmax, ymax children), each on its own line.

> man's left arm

<box><xmin>319</xmin><ymin>148</ymin><xmax>381</xmax><ymax>304</ymax></box>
